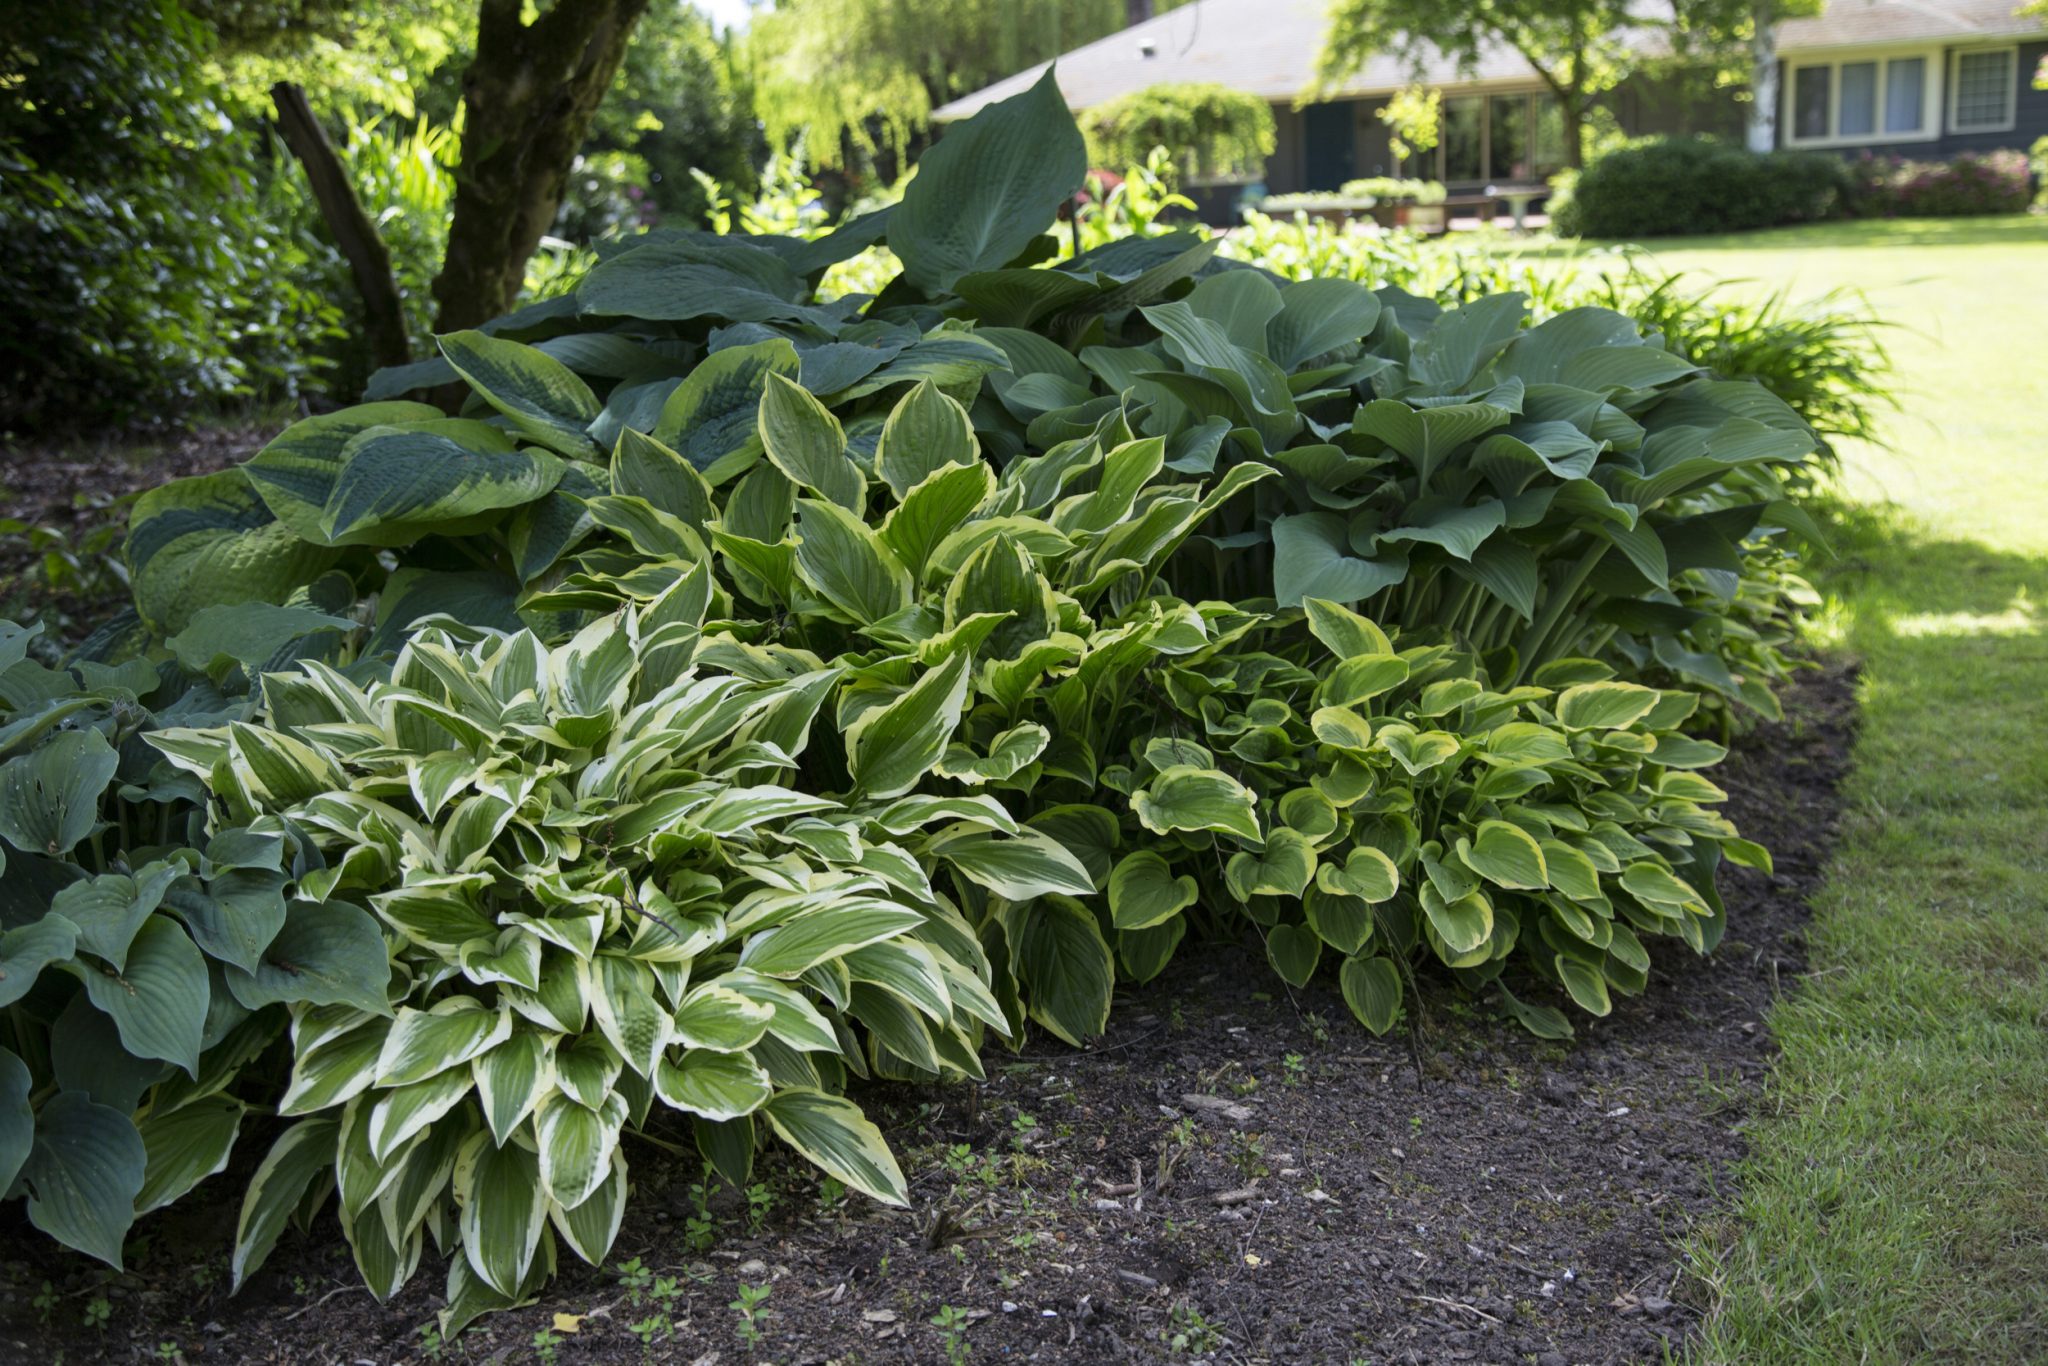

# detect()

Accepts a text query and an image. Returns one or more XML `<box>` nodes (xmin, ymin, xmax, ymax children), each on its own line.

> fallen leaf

<box><xmin>552</xmin><ymin>1312</ymin><xmax>582</xmax><ymax>1333</ymax></box>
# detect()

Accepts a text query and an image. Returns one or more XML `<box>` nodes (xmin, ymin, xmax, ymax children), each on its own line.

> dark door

<box><xmin>1302</xmin><ymin>102</ymin><xmax>1356</xmax><ymax>190</ymax></box>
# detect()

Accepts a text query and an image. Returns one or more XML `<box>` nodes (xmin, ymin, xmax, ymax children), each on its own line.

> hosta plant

<box><xmin>0</xmin><ymin>612</ymin><xmax>385</xmax><ymax>1268</ymax></box>
<box><xmin>148</xmin><ymin>590</ymin><xmax>1071</xmax><ymax>1329</ymax></box>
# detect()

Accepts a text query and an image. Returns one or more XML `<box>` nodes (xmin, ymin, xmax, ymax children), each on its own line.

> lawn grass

<box><xmin>1596</xmin><ymin>217</ymin><xmax>2048</xmax><ymax>1361</ymax></box>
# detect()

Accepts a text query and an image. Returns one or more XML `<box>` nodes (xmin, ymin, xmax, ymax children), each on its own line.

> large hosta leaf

<box><xmin>223</xmin><ymin>900</ymin><xmax>392</xmax><ymax>1017</ymax></box>
<box><xmin>80</xmin><ymin>917</ymin><xmax>209</xmax><ymax>1075</ymax></box>
<box><xmin>438</xmin><ymin>331</ymin><xmax>600</xmax><ymax>457</ymax></box>
<box><xmin>890</xmin><ymin>67</ymin><xmax>1087</xmax><ymax>292</ymax></box>
<box><xmin>454</xmin><ymin>1132</ymin><xmax>548</xmax><ymax>1298</ymax></box>
<box><xmin>0</xmin><ymin>728</ymin><xmax>118</xmax><ymax>860</ymax></box>
<box><xmin>21</xmin><ymin>1092</ymin><xmax>146</xmax><ymax>1268</ymax></box>
<box><xmin>761</xmin><ymin>1088</ymin><xmax>908</xmax><ymax>1207</ymax></box>
<box><xmin>653</xmin><ymin>337</ymin><xmax>802</xmax><ymax>483</ymax></box>
<box><xmin>1272</xmin><ymin>512</ymin><xmax>1410</xmax><ymax>607</ymax></box>
<box><xmin>134</xmin><ymin>1095</ymin><xmax>244</xmax><ymax>1214</ymax></box>
<box><xmin>296</xmin><ymin>425</ymin><xmax>566</xmax><ymax>549</ymax></box>
<box><xmin>1003</xmin><ymin>899</ymin><xmax>1114</xmax><ymax>1046</ymax></box>
<box><xmin>0</xmin><ymin>1048</ymin><xmax>31</xmax><ymax>1194</ymax></box>
<box><xmin>845</xmin><ymin>652</ymin><xmax>971</xmax><ymax>799</ymax></box>
<box><xmin>126</xmin><ymin>469</ymin><xmax>340</xmax><ymax>634</ymax></box>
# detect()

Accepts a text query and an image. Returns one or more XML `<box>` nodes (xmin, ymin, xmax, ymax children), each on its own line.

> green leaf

<box><xmin>167</xmin><ymin>603</ymin><xmax>355</xmax><ymax>677</ymax></box>
<box><xmin>890</xmin><ymin>68</ymin><xmax>1086</xmax><ymax>292</ymax></box>
<box><xmin>308</xmin><ymin>425</ymin><xmax>566</xmax><ymax>549</ymax></box>
<box><xmin>1496</xmin><ymin>983</ymin><xmax>1575</xmax><ymax>1039</ymax></box>
<box><xmin>1316</xmin><ymin>846</ymin><xmax>1401</xmax><ymax>902</ymax></box>
<box><xmin>931</xmin><ymin>827</ymin><xmax>1096</xmax><ymax>900</ymax></box>
<box><xmin>1420</xmin><ymin>883</ymin><xmax>1494</xmax><ymax>957</ymax></box>
<box><xmin>134</xmin><ymin>1095</ymin><xmax>244</xmax><ymax>1214</ymax></box>
<box><xmin>455</xmin><ymin>1132</ymin><xmax>548</xmax><ymax>1298</ymax></box>
<box><xmin>1323</xmin><ymin>653</ymin><xmax>1410</xmax><ymax>707</ymax></box>
<box><xmin>1303</xmin><ymin>597</ymin><xmax>1393</xmax><ymax>659</ymax></box>
<box><xmin>880</xmin><ymin>461</ymin><xmax>995</xmax><ymax>584</ymax></box>
<box><xmin>1108</xmin><ymin>850</ymin><xmax>1197</xmax><ymax>931</ymax></box>
<box><xmin>1226</xmin><ymin>828</ymin><xmax>1317</xmax><ymax>901</ymax></box>
<box><xmin>438</xmin><ymin>331</ymin><xmax>600</xmax><ymax>456</ymax></box>
<box><xmin>50</xmin><ymin>863</ymin><xmax>176</xmax><ymax>971</ymax></box>
<box><xmin>1555</xmin><ymin>682</ymin><xmax>1660</xmax><ymax>731</ymax></box>
<box><xmin>877</xmin><ymin>380</ymin><xmax>980</xmax><ymax>498</ymax></box>
<box><xmin>0</xmin><ymin>728</ymin><xmax>117</xmax><ymax>858</ymax></box>
<box><xmin>1353</xmin><ymin>398</ymin><xmax>1514</xmax><ymax>487</ymax></box>
<box><xmin>233</xmin><ymin>1118</ymin><xmax>341</xmax><ymax>1290</ymax></box>
<box><xmin>935</xmin><ymin>721</ymin><xmax>1049</xmax><ymax>785</ymax></box>
<box><xmin>223</xmin><ymin>900</ymin><xmax>392</xmax><ymax>1017</ymax></box>
<box><xmin>1556</xmin><ymin>954</ymin><xmax>1613</xmax><ymax>1016</ymax></box>
<box><xmin>167</xmin><ymin>868</ymin><xmax>286</xmax><ymax>975</ymax></box>
<box><xmin>845</xmin><ymin>652</ymin><xmax>971</xmax><ymax>799</ymax></box>
<box><xmin>81</xmin><ymin>917</ymin><xmax>208</xmax><ymax>1075</ymax></box>
<box><xmin>1269</xmin><ymin>277</ymin><xmax>1382</xmax><ymax>369</ymax></box>
<box><xmin>1379</xmin><ymin>499</ymin><xmax>1506</xmax><ymax>562</ymax></box>
<box><xmin>1459</xmin><ymin>820</ymin><xmax>1549</xmax><ymax>891</ymax></box>
<box><xmin>1132</xmin><ymin>766</ymin><xmax>1261</xmax><ymax>844</ymax></box>
<box><xmin>127</xmin><ymin>466</ymin><xmax>344</xmax><ymax>634</ymax></box>
<box><xmin>794</xmin><ymin>499</ymin><xmax>912</xmax><ymax>625</ymax></box>
<box><xmin>577</xmin><ymin>237</ymin><xmax>821</xmax><ymax>326</ymax></box>
<box><xmin>1265</xmin><ymin>923</ymin><xmax>1322</xmax><ymax>987</ymax></box>
<box><xmin>0</xmin><ymin>1048</ymin><xmax>32</xmax><ymax>1194</ymax></box>
<box><xmin>655</xmin><ymin>1049</ymin><xmax>773</xmax><ymax>1122</ymax></box>
<box><xmin>739</xmin><ymin>902</ymin><xmax>928</xmax><ymax>977</ymax></box>
<box><xmin>652</xmin><ymin>338</ymin><xmax>803</xmax><ymax>483</ymax></box>
<box><xmin>760</xmin><ymin>372</ymin><xmax>863</xmax><ymax>511</ymax></box>
<box><xmin>20</xmin><ymin>1092</ymin><xmax>146</xmax><ymax>1268</ymax></box>
<box><xmin>1304</xmin><ymin>886</ymin><xmax>1374</xmax><ymax>956</ymax></box>
<box><xmin>1339</xmin><ymin>955</ymin><xmax>1403</xmax><ymax>1035</ymax></box>
<box><xmin>1004</xmin><ymin>899</ymin><xmax>1114</xmax><ymax>1046</ymax></box>
<box><xmin>762</xmin><ymin>1088</ymin><xmax>908</xmax><ymax>1207</ymax></box>
<box><xmin>1272</xmin><ymin>512</ymin><xmax>1409</xmax><ymax>607</ymax></box>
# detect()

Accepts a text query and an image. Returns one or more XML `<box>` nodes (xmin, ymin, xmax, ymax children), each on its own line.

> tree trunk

<box><xmin>1562</xmin><ymin>98</ymin><xmax>1587</xmax><ymax>170</ymax></box>
<box><xmin>1748</xmin><ymin>5</ymin><xmax>1781</xmax><ymax>153</ymax></box>
<box><xmin>430</xmin><ymin>0</ymin><xmax>652</xmax><ymax>335</ymax></box>
<box><xmin>270</xmin><ymin>81</ymin><xmax>410</xmax><ymax>372</ymax></box>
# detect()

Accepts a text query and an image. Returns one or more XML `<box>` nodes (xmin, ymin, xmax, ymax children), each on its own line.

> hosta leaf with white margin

<box><xmin>762</xmin><ymin>1088</ymin><xmax>908</xmax><ymax>1207</ymax></box>
<box><xmin>535</xmin><ymin>1091</ymin><xmax>627</xmax><ymax>1210</ymax></box>
<box><xmin>936</xmin><ymin>721</ymin><xmax>1049</xmax><ymax>785</ymax></box>
<box><xmin>794</xmin><ymin>499</ymin><xmax>912</xmax><ymax>625</ymax></box>
<box><xmin>760</xmin><ymin>372</ymin><xmax>864</xmax><ymax>511</ymax></box>
<box><xmin>1132</xmin><ymin>766</ymin><xmax>1261</xmax><ymax>843</ymax></box>
<box><xmin>845</xmin><ymin>651</ymin><xmax>971</xmax><ymax>799</ymax></box>
<box><xmin>1226</xmin><ymin>828</ymin><xmax>1317</xmax><ymax>901</ymax></box>
<box><xmin>134</xmin><ymin>1095</ymin><xmax>244</xmax><ymax>1214</ymax></box>
<box><xmin>655</xmin><ymin>1049</ymin><xmax>773</xmax><ymax>1121</ymax></box>
<box><xmin>888</xmin><ymin>66</ymin><xmax>1086</xmax><ymax>292</ymax></box>
<box><xmin>1459</xmin><ymin>820</ymin><xmax>1549</xmax><ymax>890</ymax></box>
<box><xmin>1002</xmin><ymin>898</ymin><xmax>1115</xmax><ymax>1045</ymax></box>
<box><xmin>928</xmin><ymin>825</ymin><xmax>1096</xmax><ymax>900</ymax></box>
<box><xmin>1340</xmin><ymin>955</ymin><xmax>1404</xmax><ymax>1035</ymax></box>
<box><xmin>438</xmin><ymin>331</ymin><xmax>600</xmax><ymax>457</ymax></box>
<box><xmin>454</xmin><ymin>1131</ymin><xmax>549</xmax><ymax>1298</ymax></box>
<box><xmin>882</xmin><ymin>461</ymin><xmax>997</xmax><ymax>585</ymax></box>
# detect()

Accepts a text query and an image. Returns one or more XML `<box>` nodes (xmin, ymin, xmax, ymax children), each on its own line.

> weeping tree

<box><xmin>1080</xmin><ymin>82</ymin><xmax>1277</xmax><ymax>184</ymax></box>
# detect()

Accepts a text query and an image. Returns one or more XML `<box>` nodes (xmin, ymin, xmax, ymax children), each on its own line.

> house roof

<box><xmin>930</xmin><ymin>0</ymin><xmax>2045</xmax><ymax>119</ymax></box>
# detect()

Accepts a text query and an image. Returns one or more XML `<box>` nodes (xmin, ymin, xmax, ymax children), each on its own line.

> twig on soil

<box><xmin>282</xmin><ymin>1285</ymin><xmax>358</xmax><ymax>1320</ymax></box>
<box><xmin>1407</xmin><ymin>1293</ymin><xmax>1501</xmax><ymax>1323</ymax></box>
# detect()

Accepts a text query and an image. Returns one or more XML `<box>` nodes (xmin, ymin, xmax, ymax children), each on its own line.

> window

<box><xmin>1489</xmin><ymin>93</ymin><xmax>1529</xmax><ymax>180</ymax></box>
<box><xmin>1785</xmin><ymin>52</ymin><xmax>1936</xmax><ymax>145</ymax></box>
<box><xmin>1441</xmin><ymin>96</ymin><xmax>1482</xmax><ymax>182</ymax></box>
<box><xmin>1951</xmin><ymin>48</ymin><xmax>2016</xmax><ymax>131</ymax></box>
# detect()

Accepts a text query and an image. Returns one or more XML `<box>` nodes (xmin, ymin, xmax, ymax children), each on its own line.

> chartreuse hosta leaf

<box><xmin>201</xmin><ymin>596</ymin><xmax>1042</xmax><ymax>1308</ymax></box>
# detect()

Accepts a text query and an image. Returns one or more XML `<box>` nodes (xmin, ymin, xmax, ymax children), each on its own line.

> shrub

<box><xmin>1844</xmin><ymin>149</ymin><xmax>2034</xmax><ymax>217</ymax></box>
<box><xmin>1551</xmin><ymin>137</ymin><xmax>1850</xmax><ymax>238</ymax></box>
<box><xmin>2034</xmin><ymin>136</ymin><xmax>2048</xmax><ymax>209</ymax></box>
<box><xmin>1081</xmin><ymin>83</ymin><xmax>1276</xmax><ymax>187</ymax></box>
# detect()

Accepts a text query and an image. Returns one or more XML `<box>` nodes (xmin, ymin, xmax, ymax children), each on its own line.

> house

<box><xmin>933</xmin><ymin>0</ymin><xmax>2048</xmax><ymax>212</ymax></box>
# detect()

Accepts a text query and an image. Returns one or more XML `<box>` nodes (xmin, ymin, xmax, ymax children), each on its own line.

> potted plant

<box><xmin>1343</xmin><ymin>177</ymin><xmax>1448</xmax><ymax>231</ymax></box>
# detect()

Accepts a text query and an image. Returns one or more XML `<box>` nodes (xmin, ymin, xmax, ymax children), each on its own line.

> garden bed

<box><xmin>0</xmin><ymin>665</ymin><xmax>1854</xmax><ymax>1365</ymax></box>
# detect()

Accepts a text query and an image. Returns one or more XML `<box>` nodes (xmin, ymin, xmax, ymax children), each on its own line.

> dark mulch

<box><xmin>0</xmin><ymin>424</ymin><xmax>274</xmax><ymax>628</ymax></box>
<box><xmin>0</xmin><ymin>663</ymin><xmax>1857</xmax><ymax>1366</ymax></box>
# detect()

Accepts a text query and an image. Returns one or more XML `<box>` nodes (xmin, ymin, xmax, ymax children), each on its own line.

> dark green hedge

<box><xmin>1552</xmin><ymin>137</ymin><xmax>1851</xmax><ymax>239</ymax></box>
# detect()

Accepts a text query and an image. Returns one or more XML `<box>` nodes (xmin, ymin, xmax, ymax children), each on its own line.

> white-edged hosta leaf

<box><xmin>368</xmin><ymin>1069</ymin><xmax>473</xmax><ymax>1163</ymax></box>
<box><xmin>877</xmin><ymin>380</ymin><xmax>980</xmax><ymax>498</ymax></box>
<box><xmin>375</xmin><ymin>1004</ymin><xmax>510</xmax><ymax>1087</ymax></box>
<box><xmin>474</xmin><ymin>1032</ymin><xmax>553</xmax><ymax>1147</ymax></box>
<box><xmin>1132</xmin><ymin>765</ymin><xmax>1261</xmax><ymax>843</ymax></box>
<box><xmin>590</xmin><ymin>955</ymin><xmax>668</xmax><ymax>1078</ymax></box>
<box><xmin>1107</xmin><ymin>850</ymin><xmax>1197</xmax><ymax>930</ymax></box>
<box><xmin>535</xmin><ymin>1091</ymin><xmax>627</xmax><ymax>1210</ymax></box>
<box><xmin>454</xmin><ymin>1131</ymin><xmax>548</xmax><ymax>1298</ymax></box>
<box><xmin>845</xmin><ymin>651</ymin><xmax>971</xmax><ymax>799</ymax></box>
<box><xmin>233</xmin><ymin>1117</ymin><xmax>340</xmax><ymax>1290</ymax></box>
<box><xmin>929</xmin><ymin>826</ymin><xmax>1096</xmax><ymax>900</ymax></box>
<box><xmin>674</xmin><ymin>985</ymin><xmax>775</xmax><ymax>1052</ymax></box>
<box><xmin>1003</xmin><ymin>899</ymin><xmax>1113</xmax><ymax>1046</ymax></box>
<box><xmin>134</xmin><ymin>1095</ymin><xmax>244</xmax><ymax>1214</ymax></box>
<box><xmin>761</xmin><ymin>1087</ymin><xmax>908</xmax><ymax>1206</ymax></box>
<box><xmin>738</xmin><ymin>901</ymin><xmax>927</xmax><ymax>978</ymax></box>
<box><xmin>1339</xmin><ymin>954</ymin><xmax>1403</xmax><ymax>1034</ymax></box>
<box><xmin>1459</xmin><ymin>820</ymin><xmax>1549</xmax><ymax>890</ymax></box>
<box><xmin>793</xmin><ymin>498</ymin><xmax>912</xmax><ymax>626</ymax></box>
<box><xmin>549</xmin><ymin>1150</ymin><xmax>628</xmax><ymax>1266</ymax></box>
<box><xmin>760</xmin><ymin>372</ymin><xmax>863</xmax><ymax>511</ymax></box>
<box><xmin>654</xmin><ymin>1049</ymin><xmax>773</xmax><ymax>1122</ymax></box>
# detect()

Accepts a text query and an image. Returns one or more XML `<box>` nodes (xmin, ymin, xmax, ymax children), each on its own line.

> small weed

<box><xmin>82</xmin><ymin>1297</ymin><xmax>111</xmax><ymax>1332</ymax></box>
<box><xmin>817</xmin><ymin>1175</ymin><xmax>848</xmax><ymax>1211</ymax></box>
<box><xmin>628</xmin><ymin>1313</ymin><xmax>668</xmax><ymax>1358</ymax></box>
<box><xmin>1231</xmin><ymin>1073</ymin><xmax>1260</xmax><ymax>1096</ymax></box>
<box><xmin>32</xmin><ymin>1282</ymin><xmax>56</xmax><ymax>1323</ymax></box>
<box><xmin>931</xmin><ymin>1303</ymin><xmax>973</xmax><ymax>1365</ymax></box>
<box><xmin>1010</xmin><ymin>1112</ymin><xmax>1038</xmax><ymax>1151</ymax></box>
<box><xmin>531</xmin><ymin>1327</ymin><xmax>562</xmax><ymax>1366</ymax></box>
<box><xmin>731</xmin><ymin>1282</ymin><xmax>771</xmax><ymax>1347</ymax></box>
<box><xmin>615</xmin><ymin>1255</ymin><xmax>653</xmax><ymax>1305</ymax></box>
<box><xmin>1282</xmin><ymin>1052</ymin><xmax>1306</xmax><ymax>1084</ymax></box>
<box><xmin>745</xmin><ymin>1181</ymin><xmax>776</xmax><ymax>1233</ymax></box>
<box><xmin>416</xmin><ymin>1322</ymin><xmax>446</xmax><ymax>1361</ymax></box>
<box><xmin>1166</xmin><ymin>1301</ymin><xmax>1224</xmax><ymax>1353</ymax></box>
<box><xmin>152</xmin><ymin>1343</ymin><xmax>183</xmax><ymax>1364</ymax></box>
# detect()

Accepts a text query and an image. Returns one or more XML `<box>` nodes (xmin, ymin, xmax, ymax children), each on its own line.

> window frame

<box><xmin>1780</xmin><ymin>46</ymin><xmax>1942</xmax><ymax>148</ymax></box>
<box><xmin>1947</xmin><ymin>45</ymin><xmax>2019</xmax><ymax>134</ymax></box>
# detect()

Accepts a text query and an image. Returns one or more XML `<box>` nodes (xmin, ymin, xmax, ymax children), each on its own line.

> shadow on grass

<box><xmin>1564</xmin><ymin>214</ymin><xmax>2048</xmax><ymax>257</ymax></box>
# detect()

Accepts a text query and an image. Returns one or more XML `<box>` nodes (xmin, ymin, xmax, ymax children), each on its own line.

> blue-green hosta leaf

<box><xmin>166</xmin><ymin>603</ymin><xmax>355</xmax><ymax>678</ymax></box>
<box><xmin>49</xmin><ymin>862</ymin><xmax>176</xmax><ymax>971</ymax></box>
<box><xmin>794</xmin><ymin>499</ymin><xmax>912</xmax><ymax>626</ymax></box>
<box><xmin>876</xmin><ymin>379</ymin><xmax>981</xmax><ymax>499</ymax></box>
<box><xmin>1352</xmin><ymin>399</ymin><xmax>1515</xmax><ymax>487</ymax></box>
<box><xmin>1339</xmin><ymin>954</ymin><xmax>1403</xmax><ymax>1035</ymax></box>
<box><xmin>1269</xmin><ymin>277</ymin><xmax>1383</xmax><ymax>368</ymax></box>
<box><xmin>890</xmin><ymin>67</ymin><xmax>1086</xmax><ymax>292</ymax></box>
<box><xmin>1187</xmin><ymin>269</ymin><xmax>1284</xmax><ymax>350</ymax></box>
<box><xmin>1003</xmin><ymin>898</ymin><xmax>1114</xmax><ymax>1046</ymax></box>
<box><xmin>655</xmin><ymin>1049</ymin><xmax>773</xmax><ymax>1122</ymax></box>
<box><xmin>21</xmin><ymin>1092</ymin><xmax>146</xmax><ymax>1268</ymax></box>
<box><xmin>223</xmin><ymin>900</ymin><xmax>392</xmax><ymax>1017</ymax></box>
<box><xmin>134</xmin><ymin>1095</ymin><xmax>244</xmax><ymax>1215</ymax></box>
<box><xmin>80</xmin><ymin>917</ymin><xmax>208</xmax><ymax>1075</ymax></box>
<box><xmin>1560</xmin><ymin>344</ymin><xmax>1699</xmax><ymax>393</ymax></box>
<box><xmin>1272</xmin><ymin>512</ymin><xmax>1410</xmax><ymax>607</ymax></box>
<box><xmin>760</xmin><ymin>372</ymin><xmax>863</xmax><ymax>511</ymax></box>
<box><xmin>577</xmin><ymin>236</ymin><xmax>822</xmax><ymax>325</ymax></box>
<box><xmin>1408</xmin><ymin>291</ymin><xmax>1527</xmax><ymax>392</ymax></box>
<box><xmin>845</xmin><ymin>651</ymin><xmax>971</xmax><ymax>799</ymax></box>
<box><xmin>165</xmin><ymin>868</ymin><xmax>286</xmax><ymax>975</ymax></box>
<box><xmin>0</xmin><ymin>1048</ymin><xmax>30</xmax><ymax>1194</ymax></box>
<box><xmin>438</xmin><ymin>330</ymin><xmax>600</xmax><ymax>457</ymax></box>
<box><xmin>762</xmin><ymin>1087</ymin><xmax>908</xmax><ymax>1206</ymax></box>
<box><xmin>126</xmin><ymin>468</ymin><xmax>342</xmax><ymax>634</ymax></box>
<box><xmin>1133</xmin><ymin>765</ymin><xmax>1261</xmax><ymax>843</ymax></box>
<box><xmin>454</xmin><ymin>1131</ymin><xmax>548</xmax><ymax>1298</ymax></box>
<box><xmin>1450</xmin><ymin>538</ymin><xmax>1541</xmax><ymax>622</ymax></box>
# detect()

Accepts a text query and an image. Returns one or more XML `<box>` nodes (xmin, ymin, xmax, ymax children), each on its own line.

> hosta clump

<box><xmin>0</xmin><ymin>613</ymin><xmax>385</xmax><ymax>1268</ymax></box>
<box><xmin>1106</xmin><ymin>598</ymin><xmax>1767</xmax><ymax>1036</ymax></box>
<box><xmin>148</xmin><ymin>587</ymin><xmax>1046</xmax><ymax>1328</ymax></box>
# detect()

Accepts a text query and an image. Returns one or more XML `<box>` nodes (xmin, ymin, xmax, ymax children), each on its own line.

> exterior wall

<box><xmin>1774</xmin><ymin>39</ymin><xmax>2048</xmax><ymax>158</ymax></box>
<box><xmin>1604</xmin><ymin>70</ymin><xmax>1746</xmax><ymax>141</ymax></box>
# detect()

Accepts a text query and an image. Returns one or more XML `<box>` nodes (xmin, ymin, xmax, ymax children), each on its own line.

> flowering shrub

<box><xmin>1845</xmin><ymin>149</ymin><xmax>2034</xmax><ymax>218</ymax></box>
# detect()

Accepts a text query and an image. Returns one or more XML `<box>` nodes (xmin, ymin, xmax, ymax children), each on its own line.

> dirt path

<box><xmin>0</xmin><ymin>496</ymin><xmax>1854</xmax><ymax>1364</ymax></box>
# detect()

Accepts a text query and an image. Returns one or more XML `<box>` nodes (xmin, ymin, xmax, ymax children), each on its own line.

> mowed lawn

<box><xmin>1587</xmin><ymin>216</ymin><xmax>2048</xmax><ymax>1361</ymax></box>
